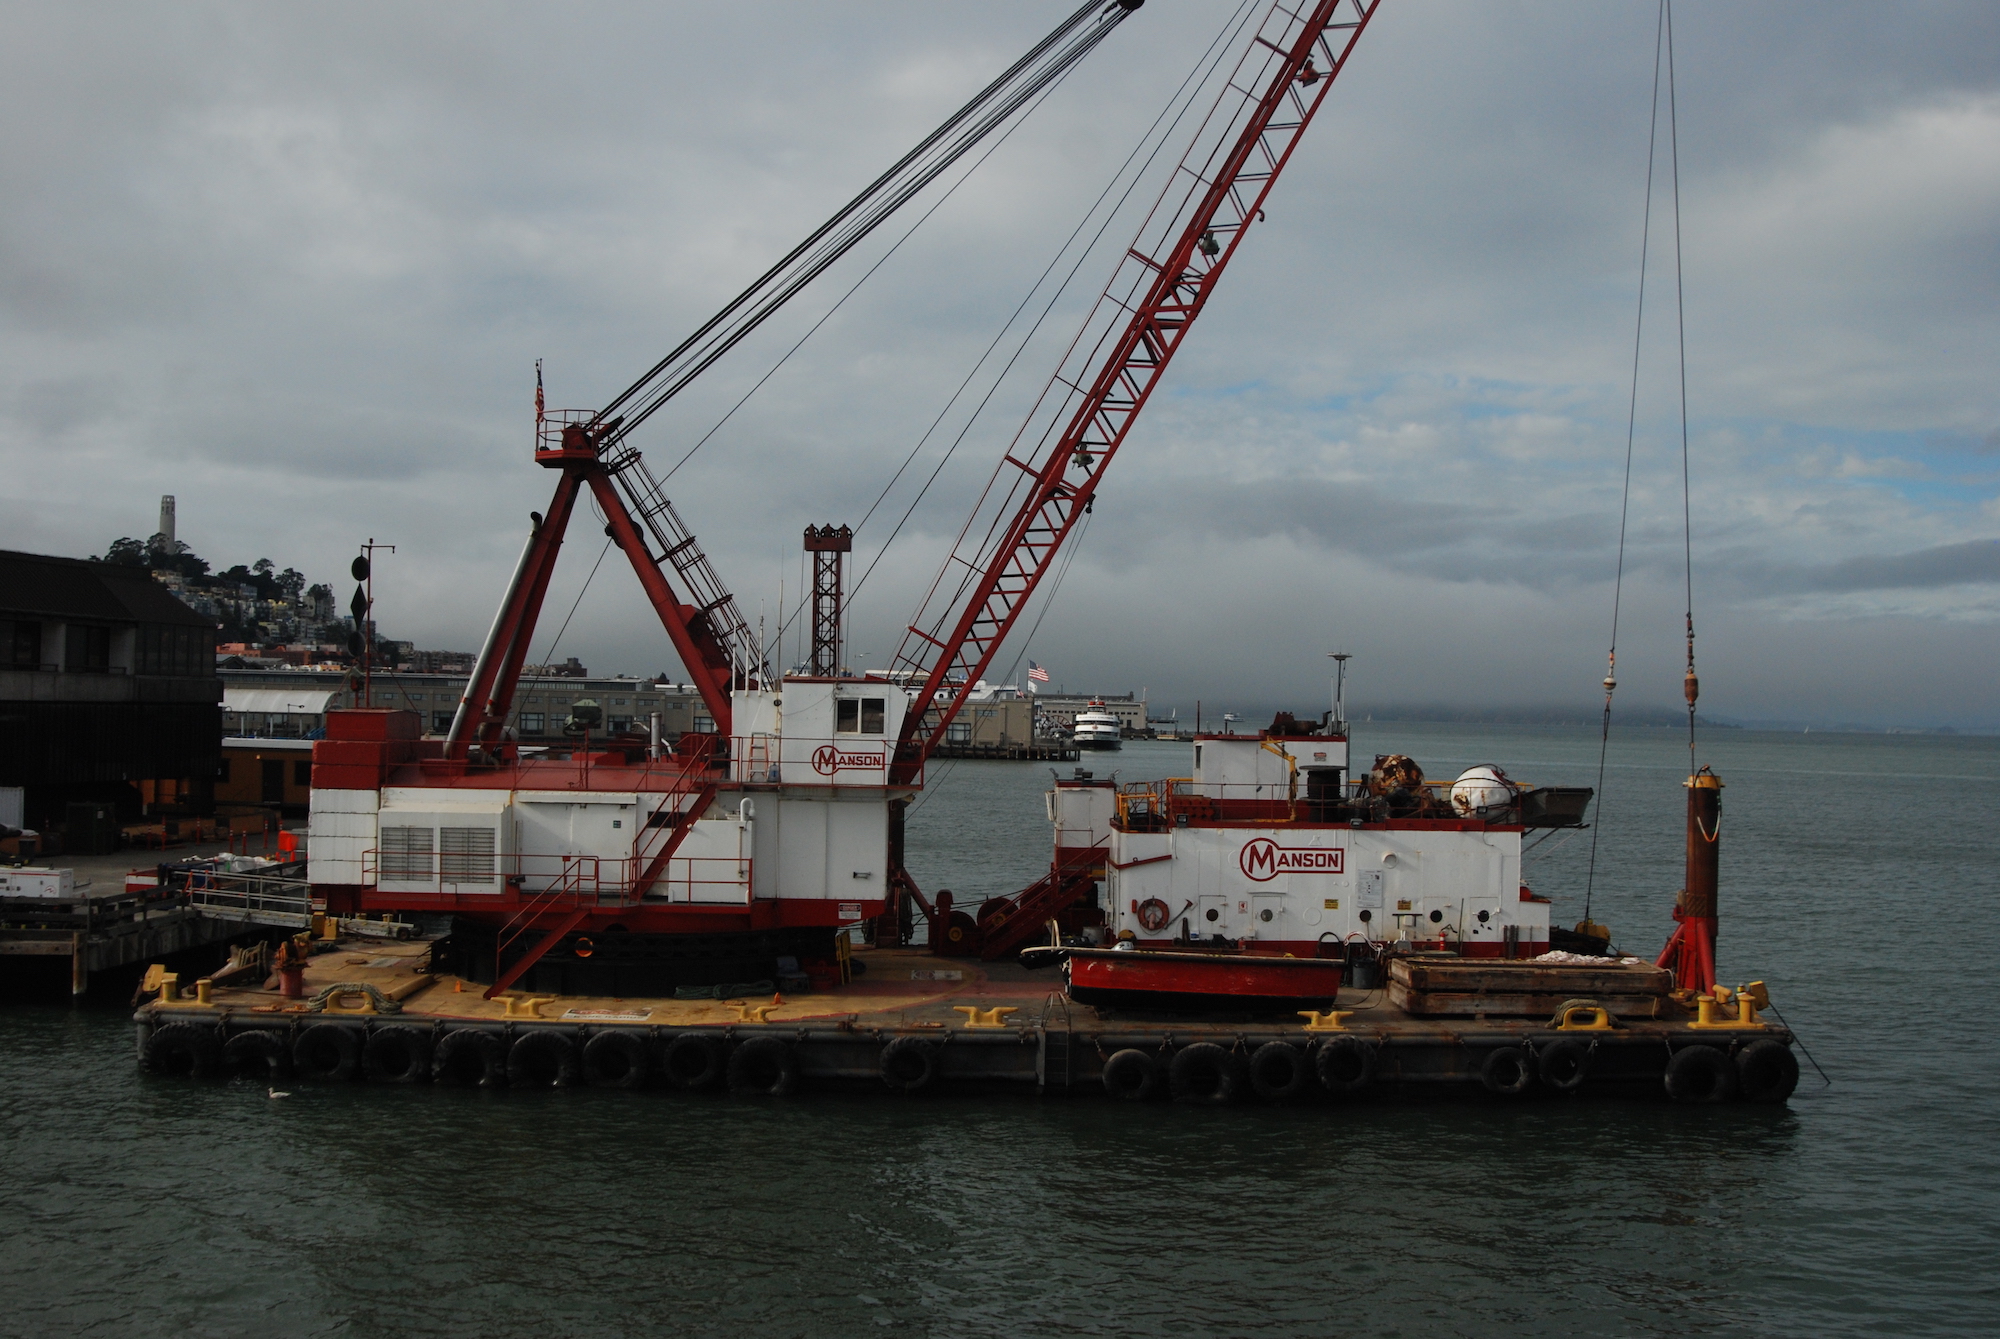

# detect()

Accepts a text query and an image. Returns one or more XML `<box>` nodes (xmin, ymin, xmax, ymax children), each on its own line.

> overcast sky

<box><xmin>4</xmin><ymin>2</ymin><xmax>1995</xmax><ymax>727</ymax></box>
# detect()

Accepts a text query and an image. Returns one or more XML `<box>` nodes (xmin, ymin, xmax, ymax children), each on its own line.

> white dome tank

<box><xmin>1450</xmin><ymin>765</ymin><xmax>1516</xmax><ymax>819</ymax></box>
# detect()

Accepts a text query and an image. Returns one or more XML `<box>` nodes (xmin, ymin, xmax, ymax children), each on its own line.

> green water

<box><xmin>2</xmin><ymin>725</ymin><xmax>1996</xmax><ymax>1336</ymax></box>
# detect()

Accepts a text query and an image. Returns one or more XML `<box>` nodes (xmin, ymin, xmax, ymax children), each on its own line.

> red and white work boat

<box><xmin>1023</xmin><ymin>710</ymin><xmax>1595</xmax><ymax>1010</ymax></box>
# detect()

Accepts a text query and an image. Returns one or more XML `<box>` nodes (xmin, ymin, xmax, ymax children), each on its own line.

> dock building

<box><xmin>0</xmin><ymin>549</ymin><xmax>219</xmax><ymax>833</ymax></box>
<box><xmin>217</xmin><ymin>667</ymin><xmax>710</xmax><ymax>743</ymax></box>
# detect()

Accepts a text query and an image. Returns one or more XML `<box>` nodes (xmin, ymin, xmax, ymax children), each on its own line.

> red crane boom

<box><xmin>888</xmin><ymin>0</ymin><xmax>1382</xmax><ymax>782</ymax></box>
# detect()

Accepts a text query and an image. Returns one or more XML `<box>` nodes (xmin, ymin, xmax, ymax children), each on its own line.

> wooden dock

<box><xmin>131</xmin><ymin>935</ymin><xmax>1801</xmax><ymax>1103</ymax></box>
<box><xmin>929</xmin><ymin>741</ymin><xmax>1079</xmax><ymax>761</ymax></box>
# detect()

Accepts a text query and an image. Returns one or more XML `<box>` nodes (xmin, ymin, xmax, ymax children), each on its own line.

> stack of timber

<box><xmin>1387</xmin><ymin>956</ymin><xmax>1674</xmax><ymax>1020</ymax></box>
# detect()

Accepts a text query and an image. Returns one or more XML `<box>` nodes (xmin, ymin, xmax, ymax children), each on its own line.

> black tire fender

<box><xmin>433</xmin><ymin>1029</ymin><xmax>507</xmax><ymax>1088</ymax></box>
<box><xmin>726</xmin><ymin>1036</ymin><xmax>798</xmax><ymax>1096</ymax></box>
<box><xmin>145</xmin><ymin>1023</ymin><xmax>223</xmax><ymax>1078</ymax></box>
<box><xmin>1247</xmin><ymin>1042</ymin><xmax>1310</xmax><ymax>1101</ymax></box>
<box><xmin>1315</xmin><ymin>1035</ymin><xmax>1375</xmax><ymax>1094</ymax></box>
<box><xmin>1734</xmin><ymin>1039</ymin><xmax>1799</xmax><ymax>1104</ymax></box>
<box><xmin>1664</xmin><ymin>1045</ymin><xmax>1738</xmax><ymax>1103</ymax></box>
<box><xmin>1537</xmin><ymin>1038</ymin><xmax>1591</xmax><ymax>1094</ymax></box>
<box><xmin>1168</xmin><ymin>1042</ymin><xmax>1244</xmax><ymax>1104</ymax></box>
<box><xmin>581</xmin><ymin>1030</ymin><xmax>650</xmax><ymax>1090</ymax></box>
<box><xmin>880</xmin><ymin>1036</ymin><xmax>941</xmax><ymax>1094</ymax></box>
<box><xmin>507</xmin><ymin>1030</ymin><xmax>578</xmax><ymax>1088</ymax></box>
<box><xmin>293</xmin><ymin>1023</ymin><xmax>361</xmax><ymax>1081</ymax></box>
<box><xmin>661</xmin><ymin>1033</ymin><xmax>726</xmax><ymax>1091</ymax></box>
<box><xmin>1100</xmin><ymin>1048</ymin><xmax>1158</xmax><ymax>1101</ymax></box>
<box><xmin>220</xmin><ymin>1030</ymin><xmax>290</xmax><ymax>1081</ymax></box>
<box><xmin>362</xmin><ymin>1025</ymin><xmax>434</xmax><ymax>1084</ymax></box>
<box><xmin>1480</xmin><ymin>1045</ymin><xmax>1535</xmax><ymax>1096</ymax></box>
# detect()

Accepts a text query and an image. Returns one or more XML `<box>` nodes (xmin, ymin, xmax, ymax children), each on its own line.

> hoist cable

<box><xmin>1584</xmin><ymin>0</ymin><xmax>1667</xmax><ymax>923</ymax></box>
<box><xmin>590</xmin><ymin>0</ymin><xmax>1140</xmax><ymax>451</ymax></box>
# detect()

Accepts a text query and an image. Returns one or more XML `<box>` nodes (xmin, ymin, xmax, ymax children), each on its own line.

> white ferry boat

<box><xmin>1072</xmin><ymin>702</ymin><xmax>1123</xmax><ymax>751</ymax></box>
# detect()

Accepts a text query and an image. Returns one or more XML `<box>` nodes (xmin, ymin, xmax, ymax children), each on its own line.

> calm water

<box><xmin>3</xmin><ymin>724</ymin><xmax>1996</xmax><ymax>1337</ymax></box>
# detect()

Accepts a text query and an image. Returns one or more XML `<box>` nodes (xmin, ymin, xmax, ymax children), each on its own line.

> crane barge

<box><xmin>135</xmin><ymin>0</ymin><xmax>1802</xmax><ymax>1106</ymax></box>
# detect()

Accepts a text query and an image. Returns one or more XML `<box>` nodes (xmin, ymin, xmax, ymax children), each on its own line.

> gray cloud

<box><xmin>1774</xmin><ymin>539</ymin><xmax>2000</xmax><ymax>594</ymax></box>
<box><xmin>2</xmin><ymin>2</ymin><xmax>1997</xmax><ymax>726</ymax></box>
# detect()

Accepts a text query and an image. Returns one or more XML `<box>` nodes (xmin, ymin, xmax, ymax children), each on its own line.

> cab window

<box><xmin>837</xmin><ymin>697</ymin><xmax>887</xmax><ymax>735</ymax></box>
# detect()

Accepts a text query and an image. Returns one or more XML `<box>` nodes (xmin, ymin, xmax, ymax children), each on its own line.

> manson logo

<box><xmin>1239</xmin><ymin>839</ymin><xmax>1344</xmax><ymax>881</ymax></box>
<box><xmin>812</xmin><ymin>745</ymin><xmax>886</xmax><ymax>776</ymax></box>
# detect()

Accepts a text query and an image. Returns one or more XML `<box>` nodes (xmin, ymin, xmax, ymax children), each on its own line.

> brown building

<box><xmin>216</xmin><ymin>738</ymin><xmax>315</xmax><ymax>819</ymax></box>
<box><xmin>0</xmin><ymin>549</ymin><xmax>219</xmax><ymax>829</ymax></box>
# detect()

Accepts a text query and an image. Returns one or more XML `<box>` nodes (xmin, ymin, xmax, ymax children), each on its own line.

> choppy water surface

<box><xmin>3</xmin><ymin>725</ymin><xmax>1996</xmax><ymax>1337</ymax></box>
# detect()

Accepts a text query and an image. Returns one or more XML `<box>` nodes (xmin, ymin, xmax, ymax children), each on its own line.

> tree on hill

<box><xmin>101</xmin><ymin>536</ymin><xmax>209</xmax><ymax>578</ymax></box>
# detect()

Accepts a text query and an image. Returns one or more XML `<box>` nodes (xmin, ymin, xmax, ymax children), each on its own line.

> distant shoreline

<box><xmin>1141</xmin><ymin>708</ymin><xmax>1995</xmax><ymax>737</ymax></box>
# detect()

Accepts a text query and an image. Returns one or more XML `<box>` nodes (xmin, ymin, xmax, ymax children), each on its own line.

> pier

<box><xmin>2</xmin><ymin>852</ymin><xmax>313</xmax><ymax>994</ymax></box>
<box><xmin>929</xmin><ymin>740</ymin><xmax>1079</xmax><ymax>762</ymax></box>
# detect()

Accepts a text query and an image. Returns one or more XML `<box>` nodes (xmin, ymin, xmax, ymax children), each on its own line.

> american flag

<box><xmin>535</xmin><ymin>359</ymin><xmax>545</xmax><ymax>425</ymax></box>
<box><xmin>1027</xmin><ymin>661</ymin><xmax>1050</xmax><ymax>684</ymax></box>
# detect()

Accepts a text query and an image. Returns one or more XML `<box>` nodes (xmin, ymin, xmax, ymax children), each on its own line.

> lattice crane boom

<box><xmin>888</xmin><ymin>0</ymin><xmax>1382</xmax><ymax>781</ymax></box>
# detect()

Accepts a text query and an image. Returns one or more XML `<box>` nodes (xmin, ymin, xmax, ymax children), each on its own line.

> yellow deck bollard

<box><xmin>1298</xmin><ymin>1010</ymin><xmax>1353</xmax><ymax>1032</ymax></box>
<box><xmin>953</xmin><ymin>1006</ymin><xmax>1018</xmax><ymax>1029</ymax></box>
<box><xmin>1555</xmin><ymin>1005</ymin><xmax>1614</xmax><ymax>1032</ymax></box>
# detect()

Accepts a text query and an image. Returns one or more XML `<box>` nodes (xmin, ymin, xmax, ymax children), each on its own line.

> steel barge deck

<box><xmin>133</xmin><ymin>936</ymin><xmax>1798</xmax><ymax>1103</ymax></box>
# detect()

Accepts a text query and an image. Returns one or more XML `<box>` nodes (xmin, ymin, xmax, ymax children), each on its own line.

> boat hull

<box><xmin>1064</xmin><ymin>946</ymin><xmax>1345</xmax><ymax>1011</ymax></box>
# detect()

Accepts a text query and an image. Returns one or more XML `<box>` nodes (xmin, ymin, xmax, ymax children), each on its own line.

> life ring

<box><xmin>581</xmin><ymin>1030</ymin><xmax>650</xmax><ymax>1089</ymax></box>
<box><xmin>1536</xmin><ymin>1038</ymin><xmax>1591</xmax><ymax>1094</ymax></box>
<box><xmin>1480</xmin><ymin>1045</ymin><xmax>1535</xmax><ymax>1096</ymax></box>
<box><xmin>1168</xmin><ymin>1042</ymin><xmax>1243</xmax><ymax>1104</ymax></box>
<box><xmin>726</xmin><ymin>1036</ymin><xmax>798</xmax><ymax>1096</ymax></box>
<box><xmin>362</xmin><ymin>1025</ymin><xmax>434</xmax><ymax>1083</ymax></box>
<box><xmin>1247</xmin><ymin>1042</ymin><xmax>1310</xmax><ymax>1101</ymax></box>
<box><xmin>661</xmin><ymin>1033</ymin><xmax>726</xmax><ymax>1091</ymax></box>
<box><xmin>1100</xmin><ymin>1047</ymin><xmax>1159</xmax><ymax>1101</ymax></box>
<box><xmin>1315</xmin><ymin>1035</ymin><xmax>1375</xmax><ymax>1094</ymax></box>
<box><xmin>879</xmin><ymin>1036</ymin><xmax>941</xmax><ymax>1094</ymax></box>
<box><xmin>1735</xmin><ymin>1039</ymin><xmax>1800</xmax><ymax>1104</ymax></box>
<box><xmin>145</xmin><ymin>1023</ymin><xmax>222</xmax><ymax>1078</ymax></box>
<box><xmin>221</xmin><ymin>1029</ymin><xmax>291</xmax><ymax>1081</ymax></box>
<box><xmin>508</xmin><ymin>1030</ymin><xmax>579</xmax><ymax>1087</ymax></box>
<box><xmin>292</xmin><ymin>1023</ymin><xmax>361</xmax><ymax>1081</ymax></box>
<box><xmin>1135</xmin><ymin>898</ymin><xmax>1172</xmax><ymax>933</ymax></box>
<box><xmin>1663</xmin><ymin>1045</ymin><xmax>1737</xmax><ymax>1103</ymax></box>
<box><xmin>433</xmin><ymin>1028</ymin><xmax>507</xmax><ymax>1087</ymax></box>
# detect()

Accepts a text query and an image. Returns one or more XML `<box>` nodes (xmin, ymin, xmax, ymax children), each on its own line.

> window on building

<box><xmin>65</xmin><ymin>624</ymin><xmax>111</xmax><ymax>673</ymax></box>
<box><xmin>692</xmin><ymin>715</ymin><xmax>714</xmax><ymax>733</ymax></box>
<box><xmin>432</xmin><ymin>712</ymin><xmax>453</xmax><ymax>733</ymax></box>
<box><xmin>379</xmin><ymin>826</ymin><xmax>433</xmax><ymax>879</ymax></box>
<box><xmin>2</xmin><ymin>619</ymin><xmax>44</xmax><ymax>669</ymax></box>
<box><xmin>609</xmin><ymin>717</ymin><xmax>633</xmax><ymax>734</ymax></box>
<box><xmin>293</xmin><ymin>760</ymin><xmax>312</xmax><ymax>786</ymax></box>
<box><xmin>439</xmin><ymin>826</ymin><xmax>495</xmax><ymax>885</ymax></box>
<box><xmin>837</xmin><ymin>697</ymin><xmax>887</xmax><ymax>735</ymax></box>
<box><xmin>945</xmin><ymin>722</ymin><xmax>972</xmax><ymax>743</ymax></box>
<box><xmin>612</xmin><ymin>698</ymin><xmax>628</xmax><ymax>706</ymax></box>
<box><xmin>519</xmin><ymin>712</ymin><xmax>545</xmax><ymax>734</ymax></box>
